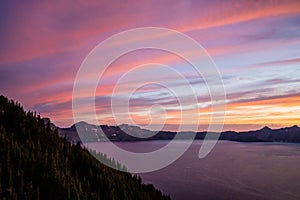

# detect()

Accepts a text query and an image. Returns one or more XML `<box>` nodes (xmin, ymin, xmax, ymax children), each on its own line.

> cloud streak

<box><xmin>1</xmin><ymin>0</ymin><xmax>300</xmax><ymax>130</ymax></box>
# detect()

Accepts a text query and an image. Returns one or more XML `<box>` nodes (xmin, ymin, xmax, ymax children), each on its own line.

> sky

<box><xmin>0</xmin><ymin>0</ymin><xmax>300</xmax><ymax>131</ymax></box>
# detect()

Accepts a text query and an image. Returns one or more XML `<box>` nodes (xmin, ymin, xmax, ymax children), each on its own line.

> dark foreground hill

<box><xmin>0</xmin><ymin>95</ymin><xmax>170</xmax><ymax>200</ymax></box>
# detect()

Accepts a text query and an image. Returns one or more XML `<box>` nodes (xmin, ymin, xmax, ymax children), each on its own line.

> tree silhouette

<box><xmin>0</xmin><ymin>95</ymin><xmax>169</xmax><ymax>200</ymax></box>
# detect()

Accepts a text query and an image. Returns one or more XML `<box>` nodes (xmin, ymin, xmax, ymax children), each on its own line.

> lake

<box><xmin>88</xmin><ymin>141</ymin><xmax>300</xmax><ymax>200</ymax></box>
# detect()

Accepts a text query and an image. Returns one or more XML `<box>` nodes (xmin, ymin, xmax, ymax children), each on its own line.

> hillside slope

<box><xmin>0</xmin><ymin>95</ymin><xmax>170</xmax><ymax>200</ymax></box>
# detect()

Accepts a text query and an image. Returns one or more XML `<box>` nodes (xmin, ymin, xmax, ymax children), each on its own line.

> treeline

<box><xmin>0</xmin><ymin>95</ymin><xmax>170</xmax><ymax>200</ymax></box>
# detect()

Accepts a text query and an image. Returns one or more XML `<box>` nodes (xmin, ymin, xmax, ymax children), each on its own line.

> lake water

<box><xmin>88</xmin><ymin>141</ymin><xmax>300</xmax><ymax>200</ymax></box>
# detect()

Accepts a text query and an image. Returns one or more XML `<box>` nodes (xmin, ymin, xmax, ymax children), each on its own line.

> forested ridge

<box><xmin>0</xmin><ymin>95</ymin><xmax>170</xmax><ymax>200</ymax></box>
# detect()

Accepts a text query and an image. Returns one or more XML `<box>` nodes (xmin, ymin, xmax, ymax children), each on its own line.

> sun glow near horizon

<box><xmin>0</xmin><ymin>0</ymin><xmax>299</xmax><ymax>131</ymax></box>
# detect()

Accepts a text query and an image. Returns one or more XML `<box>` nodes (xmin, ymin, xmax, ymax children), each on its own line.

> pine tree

<box><xmin>0</xmin><ymin>95</ymin><xmax>170</xmax><ymax>200</ymax></box>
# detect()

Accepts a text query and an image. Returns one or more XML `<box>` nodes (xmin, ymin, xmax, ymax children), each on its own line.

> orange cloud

<box><xmin>181</xmin><ymin>1</ymin><xmax>300</xmax><ymax>32</ymax></box>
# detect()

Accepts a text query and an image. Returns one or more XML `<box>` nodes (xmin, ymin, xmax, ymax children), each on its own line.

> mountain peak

<box><xmin>260</xmin><ymin>126</ymin><xmax>272</xmax><ymax>131</ymax></box>
<box><xmin>290</xmin><ymin>125</ymin><xmax>300</xmax><ymax>130</ymax></box>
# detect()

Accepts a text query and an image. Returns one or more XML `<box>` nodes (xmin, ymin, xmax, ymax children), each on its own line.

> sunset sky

<box><xmin>0</xmin><ymin>0</ymin><xmax>299</xmax><ymax>131</ymax></box>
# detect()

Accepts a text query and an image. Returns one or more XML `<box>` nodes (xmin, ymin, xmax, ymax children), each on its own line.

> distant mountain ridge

<box><xmin>52</xmin><ymin>120</ymin><xmax>300</xmax><ymax>144</ymax></box>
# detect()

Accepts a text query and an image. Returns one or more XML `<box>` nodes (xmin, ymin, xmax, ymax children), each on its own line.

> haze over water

<box><xmin>89</xmin><ymin>141</ymin><xmax>300</xmax><ymax>200</ymax></box>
